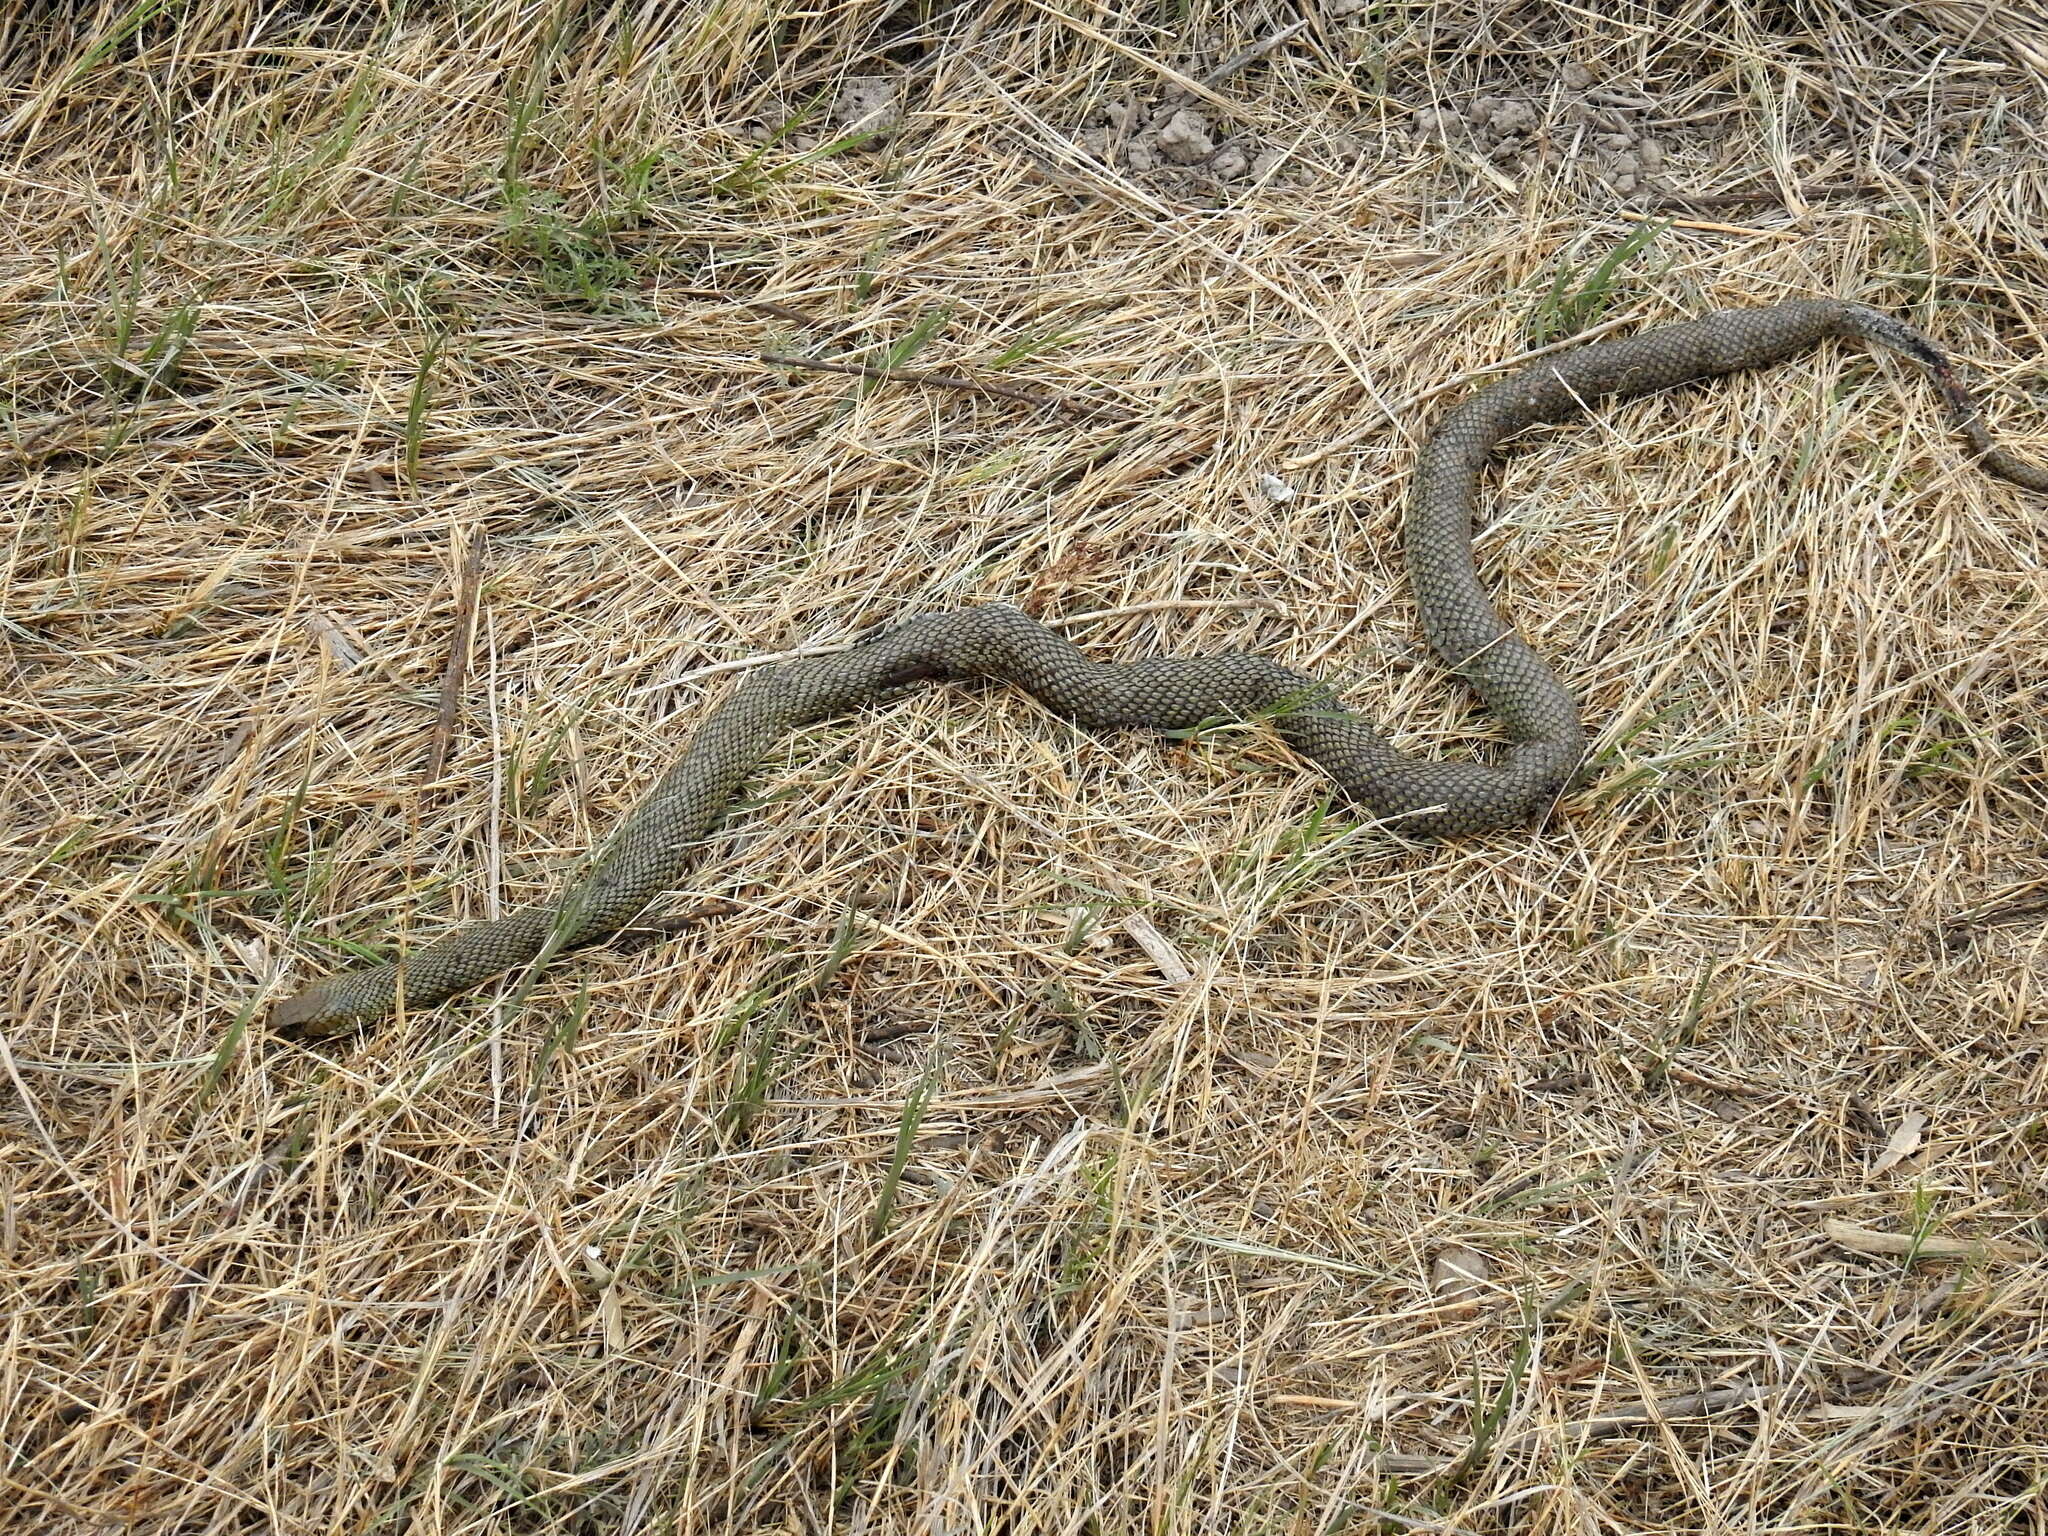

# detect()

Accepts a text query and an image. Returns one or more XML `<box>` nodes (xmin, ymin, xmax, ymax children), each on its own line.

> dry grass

<box><xmin>5</xmin><ymin>2</ymin><xmax>2048</xmax><ymax>1531</ymax></box>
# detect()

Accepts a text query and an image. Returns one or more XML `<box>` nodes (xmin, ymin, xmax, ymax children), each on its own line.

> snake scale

<box><xmin>270</xmin><ymin>299</ymin><xmax>2047</xmax><ymax>1036</ymax></box>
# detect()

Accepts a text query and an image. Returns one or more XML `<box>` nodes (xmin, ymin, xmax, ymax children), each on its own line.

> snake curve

<box><xmin>270</xmin><ymin>299</ymin><xmax>2047</xmax><ymax>1036</ymax></box>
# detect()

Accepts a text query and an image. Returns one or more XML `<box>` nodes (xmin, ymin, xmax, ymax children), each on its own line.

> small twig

<box><xmin>770</xmin><ymin>1060</ymin><xmax>1112</xmax><ymax>1113</ymax></box>
<box><xmin>1485</xmin><ymin>1352</ymin><xmax>2048</xmax><ymax>1475</ymax></box>
<box><xmin>630</xmin><ymin>597</ymin><xmax>1282</xmax><ymax>696</ymax></box>
<box><xmin>1940</xmin><ymin>881</ymin><xmax>2048</xmax><ymax>951</ymax></box>
<box><xmin>668</xmin><ymin>286</ymin><xmax>858</xmax><ymax>342</ymax></box>
<box><xmin>1663</xmin><ymin>1060</ymin><xmax>1775</xmax><ymax>1098</ymax></box>
<box><xmin>741</xmin><ymin>298</ymin><xmax>853</xmax><ymax>341</ymax></box>
<box><xmin>1788</xmin><ymin>1349</ymin><xmax>2048</xmax><ymax>1515</ymax></box>
<box><xmin>760</xmin><ymin>351</ymin><xmax>1137</xmax><ymax>423</ymax></box>
<box><xmin>1616</xmin><ymin>208</ymin><xmax>1798</xmax><ymax>239</ymax></box>
<box><xmin>1269</xmin><ymin>1393</ymin><xmax>1381</xmax><ymax>1411</ymax></box>
<box><xmin>1824</xmin><ymin>1218</ymin><xmax>2036</xmax><ymax>1263</ymax></box>
<box><xmin>1198</xmin><ymin>18</ymin><xmax>1311</xmax><ymax>90</ymax></box>
<box><xmin>1648</xmin><ymin>190</ymin><xmax>1787</xmax><ymax>210</ymax></box>
<box><xmin>1120</xmin><ymin>911</ymin><xmax>1194</xmax><ymax>987</ymax></box>
<box><xmin>1493</xmin><ymin>1382</ymin><xmax>1781</xmax><ymax>1455</ymax></box>
<box><xmin>603</xmin><ymin>899</ymin><xmax>744</xmax><ymax>954</ymax></box>
<box><xmin>1862</xmin><ymin>1348</ymin><xmax>2048</xmax><ymax>1431</ymax></box>
<box><xmin>1648</xmin><ymin>179</ymin><xmax>1883</xmax><ymax>211</ymax></box>
<box><xmin>425</xmin><ymin>529</ymin><xmax>486</xmax><ymax>781</ymax></box>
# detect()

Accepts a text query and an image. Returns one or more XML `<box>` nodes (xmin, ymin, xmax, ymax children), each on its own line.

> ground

<box><xmin>4</xmin><ymin>2</ymin><xmax>2048</xmax><ymax>1532</ymax></box>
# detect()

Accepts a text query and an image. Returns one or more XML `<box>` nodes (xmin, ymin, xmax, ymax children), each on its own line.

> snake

<box><xmin>269</xmin><ymin>299</ymin><xmax>2047</xmax><ymax>1036</ymax></box>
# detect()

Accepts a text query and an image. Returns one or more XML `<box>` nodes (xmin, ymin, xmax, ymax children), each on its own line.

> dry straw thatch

<box><xmin>4</xmin><ymin>1</ymin><xmax>2048</xmax><ymax>1531</ymax></box>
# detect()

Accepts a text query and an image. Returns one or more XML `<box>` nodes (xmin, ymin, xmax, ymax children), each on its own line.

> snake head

<box><xmin>267</xmin><ymin>968</ymin><xmax>397</xmax><ymax>1040</ymax></box>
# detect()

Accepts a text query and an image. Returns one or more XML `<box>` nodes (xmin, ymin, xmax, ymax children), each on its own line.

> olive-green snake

<box><xmin>271</xmin><ymin>299</ymin><xmax>2046</xmax><ymax>1036</ymax></box>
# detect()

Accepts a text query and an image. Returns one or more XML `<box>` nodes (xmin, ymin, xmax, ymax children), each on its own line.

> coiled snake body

<box><xmin>272</xmin><ymin>300</ymin><xmax>2047</xmax><ymax>1035</ymax></box>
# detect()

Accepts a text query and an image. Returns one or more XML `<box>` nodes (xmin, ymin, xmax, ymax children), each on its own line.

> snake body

<box><xmin>271</xmin><ymin>300</ymin><xmax>2046</xmax><ymax>1036</ymax></box>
